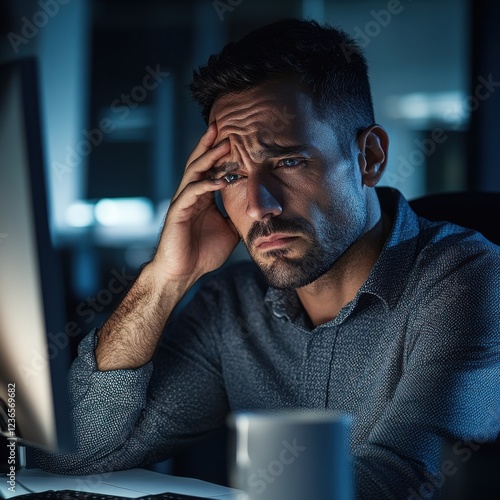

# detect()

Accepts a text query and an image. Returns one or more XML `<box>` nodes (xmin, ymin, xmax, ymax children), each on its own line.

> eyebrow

<box><xmin>211</xmin><ymin>162</ymin><xmax>240</xmax><ymax>177</ymax></box>
<box><xmin>211</xmin><ymin>144</ymin><xmax>313</xmax><ymax>176</ymax></box>
<box><xmin>255</xmin><ymin>143</ymin><xmax>312</xmax><ymax>159</ymax></box>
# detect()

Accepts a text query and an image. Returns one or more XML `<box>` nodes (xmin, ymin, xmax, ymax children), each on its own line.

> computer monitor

<box><xmin>0</xmin><ymin>58</ymin><xmax>74</xmax><ymax>458</ymax></box>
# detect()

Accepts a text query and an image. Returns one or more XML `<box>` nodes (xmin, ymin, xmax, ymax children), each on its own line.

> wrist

<box><xmin>142</xmin><ymin>260</ymin><xmax>197</xmax><ymax>301</ymax></box>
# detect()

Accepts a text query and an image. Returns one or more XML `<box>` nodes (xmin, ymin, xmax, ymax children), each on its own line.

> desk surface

<box><xmin>0</xmin><ymin>468</ymin><xmax>242</xmax><ymax>499</ymax></box>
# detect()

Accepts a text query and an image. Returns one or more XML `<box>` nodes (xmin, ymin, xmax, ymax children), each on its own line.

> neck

<box><xmin>296</xmin><ymin>210</ymin><xmax>391</xmax><ymax>328</ymax></box>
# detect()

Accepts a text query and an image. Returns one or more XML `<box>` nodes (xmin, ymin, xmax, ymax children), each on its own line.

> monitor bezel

<box><xmin>0</xmin><ymin>57</ymin><xmax>74</xmax><ymax>458</ymax></box>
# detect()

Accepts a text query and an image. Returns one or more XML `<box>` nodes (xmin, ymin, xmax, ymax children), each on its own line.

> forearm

<box><xmin>95</xmin><ymin>262</ymin><xmax>193</xmax><ymax>371</ymax></box>
<box><xmin>95</xmin><ymin>125</ymin><xmax>237</xmax><ymax>371</ymax></box>
<box><xmin>37</xmin><ymin>303</ymin><xmax>229</xmax><ymax>476</ymax></box>
<box><xmin>35</xmin><ymin>329</ymin><xmax>155</xmax><ymax>475</ymax></box>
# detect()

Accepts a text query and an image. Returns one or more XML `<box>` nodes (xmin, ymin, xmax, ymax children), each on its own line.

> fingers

<box><xmin>186</xmin><ymin>137</ymin><xmax>230</xmax><ymax>176</ymax></box>
<box><xmin>185</xmin><ymin>121</ymin><xmax>232</xmax><ymax>174</ymax></box>
<box><xmin>172</xmin><ymin>130</ymin><xmax>230</xmax><ymax>203</ymax></box>
<box><xmin>185</xmin><ymin>122</ymin><xmax>231</xmax><ymax>178</ymax></box>
<box><xmin>170</xmin><ymin>177</ymin><xmax>227</xmax><ymax>220</ymax></box>
<box><xmin>185</xmin><ymin>122</ymin><xmax>218</xmax><ymax>167</ymax></box>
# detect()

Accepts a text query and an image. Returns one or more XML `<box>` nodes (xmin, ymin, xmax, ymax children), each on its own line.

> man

<box><xmin>38</xmin><ymin>19</ymin><xmax>500</xmax><ymax>499</ymax></box>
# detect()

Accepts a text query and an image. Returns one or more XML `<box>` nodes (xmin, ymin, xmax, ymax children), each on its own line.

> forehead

<box><xmin>209</xmin><ymin>81</ymin><xmax>325</xmax><ymax>142</ymax></box>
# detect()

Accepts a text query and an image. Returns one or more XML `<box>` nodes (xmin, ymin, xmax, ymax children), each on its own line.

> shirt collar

<box><xmin>264</xmin><ymin>187</ymin><xmax>421</xmax><ymax>323</ymax></box>
<box><xmin>359</xmin><ymin>187</ymin><xmax>420</xmax><ymax>309</ymax></box>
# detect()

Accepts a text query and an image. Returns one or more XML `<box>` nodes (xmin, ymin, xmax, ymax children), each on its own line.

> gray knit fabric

<box><xmin>36</xmin><ymin>187</ymin><xmax>500</xmax><ymax>499</ymax></box>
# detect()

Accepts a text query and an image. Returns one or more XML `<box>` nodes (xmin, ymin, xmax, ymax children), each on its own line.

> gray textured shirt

<box><xmin>37</xmin><ymin>188</ymin><xmax>500</xmax><ymax>499</ymax></box>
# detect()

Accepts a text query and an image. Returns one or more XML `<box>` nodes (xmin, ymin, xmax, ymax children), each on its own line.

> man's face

<box><xmin>209</xmin><ymin>81</ymin><xmax>371</xmax><ymax>289</ymax></box>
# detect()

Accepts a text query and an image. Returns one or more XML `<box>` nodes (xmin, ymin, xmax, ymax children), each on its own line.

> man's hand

<box><xmin>151</xmin><ymin>122</ymin><xmax>240</xmax><ymax>287</ymax></box>
<box><xmin>95</xmin><ymin>124</ymin><xmax>238</xmax><ymax>371</ymax></box>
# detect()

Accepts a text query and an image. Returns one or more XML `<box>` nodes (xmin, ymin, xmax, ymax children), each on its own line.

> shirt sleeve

<box><xmin>353</xmin><ymin>242</ymin><xmax>500</xmax><ymax>499</ymax></box>
<box><xmin>35</xmin><ymin>279</ymin><xmax>230</xmax><ymax>476</ymax></box>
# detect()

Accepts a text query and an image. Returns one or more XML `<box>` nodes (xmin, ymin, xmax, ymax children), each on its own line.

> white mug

<box><xmin>227</xmin><ymin>410</ymin><xmax>354</xmax><ymax>500</ymax></box>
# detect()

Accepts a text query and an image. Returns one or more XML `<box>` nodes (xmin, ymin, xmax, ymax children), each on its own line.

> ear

<box><xmin>356</xmin><ymin>125</ymin><xmax>389</xmax><ymax>187</ymax></box>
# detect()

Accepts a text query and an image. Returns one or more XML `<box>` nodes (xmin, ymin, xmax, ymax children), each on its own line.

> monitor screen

<box><xmin>0</xmin><ymin>58</ymin><xmax>74</xmax><ymax>457</ymax></box>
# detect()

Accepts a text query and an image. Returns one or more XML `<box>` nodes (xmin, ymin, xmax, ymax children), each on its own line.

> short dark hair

<box><xmin>189</xmin><ymin>18</ymin><xmax>375</xmax><ymax>156</ymax></box>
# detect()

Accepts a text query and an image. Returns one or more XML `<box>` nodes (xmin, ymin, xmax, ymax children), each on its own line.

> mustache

<box><xmin>246</xmin><ymin>217</ymin><xmax>315</xmax><ymax>248</ymax></box>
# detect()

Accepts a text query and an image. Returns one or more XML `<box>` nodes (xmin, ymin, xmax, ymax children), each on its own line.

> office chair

<box><xmin>410</xmin><ymin>190</ymin><xmax>500</xmax><ymax>499</ymax></box>
<box><xmin>409</xmin><ymin>191</ymin><xmax>500</xmax><ymax>245</ymax></box>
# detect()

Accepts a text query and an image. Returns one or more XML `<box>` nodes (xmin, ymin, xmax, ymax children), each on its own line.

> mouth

<box><xmin>254</xmin><ymin>233</ymin><xmax>300</xmax><ymax>250</ymax></box>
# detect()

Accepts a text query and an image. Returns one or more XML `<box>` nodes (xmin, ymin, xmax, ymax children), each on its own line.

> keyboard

<box><xmin>11</xmin><ymin>491</ymin><xmax>212</xmax><ymax>499</ymax></box>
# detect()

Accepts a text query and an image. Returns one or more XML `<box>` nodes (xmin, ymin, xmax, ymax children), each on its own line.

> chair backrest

<box><xmin>409</xmin><ymin>191</ymin><xmax>500</xmax><ymax>245</ymax></box>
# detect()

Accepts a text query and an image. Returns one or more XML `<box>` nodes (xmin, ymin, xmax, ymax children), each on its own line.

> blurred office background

<box><xmin>1</xmin><ymin>0</ymin><xmax>499</xmax><ymax>485</ymax></box>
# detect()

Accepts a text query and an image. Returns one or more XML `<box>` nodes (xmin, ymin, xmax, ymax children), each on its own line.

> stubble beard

<box><xmin>246</xmin><ymin>235</ymin><xmax>339</xmax><ymax>290</ymax></box>
<box><xmin>242</xmin><ymin>213</ymin><xmax>350</xmax><ymax>290</ymax></box>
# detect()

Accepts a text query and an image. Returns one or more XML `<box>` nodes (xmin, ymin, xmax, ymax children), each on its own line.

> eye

<box><xmin>277</xmin><ymin>158</ymin><xmax>306</xmax><ymax>168</ymax></box>
<box><xmin>223</xmin><ymin>173</ymin><xmax>243</xmax><ymax>184</ymax></box>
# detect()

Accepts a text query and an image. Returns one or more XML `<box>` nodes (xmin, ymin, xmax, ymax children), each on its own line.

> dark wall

<box><xmin>468</xmin><ymin>0</ymin><xmax>500</xmax><ymax>191</ymax></box>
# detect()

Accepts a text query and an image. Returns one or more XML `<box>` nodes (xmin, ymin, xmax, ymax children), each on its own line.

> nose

<box><xmin>245</xmin><ymin>178</ymin><xmax>283</xmax><ymax>221</ymax></box>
